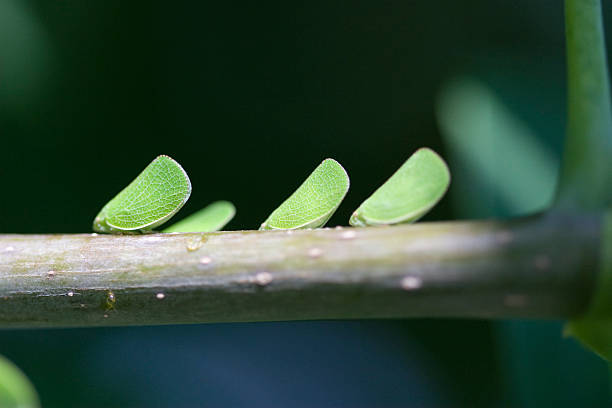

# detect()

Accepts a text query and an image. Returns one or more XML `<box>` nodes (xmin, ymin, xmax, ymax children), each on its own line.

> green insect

<box><xmin>93</xmin><ymin>155</ymin><xmax>191</xmax><ymax>234</ymax></box>
<box><xmin>349</xmin><ymin>148</ymin><xmax>450</xmax><ymax>227</ymax></box>
<box><xmin>163</xmin><ymin>200</ymin><xmax>236</xmax><ymax>233</ymax></box>
<box><xmin>260</xmin><ymin>158</ymin><xmax>350</xmax><ymax>230</ymax></box>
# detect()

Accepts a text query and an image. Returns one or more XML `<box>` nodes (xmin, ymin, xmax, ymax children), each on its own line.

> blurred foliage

<box><xmin>1</xmin><ymin>0</ymin><xmax>612</xmax><ymax>406</ymax></box>
<box><xmin>437</xmin><ymin>78</ymin><xmax>557</xmax><ymax>217</ymax></box>
<box><xmin>436</xmin><ymin>76</ymin><xmax>611</xmax><ymax>406</ymax></box>
<box><xmin>0</xmin><ymin>0</ymin><xmax>55</xmax><ymax>114</ymax></box>
<box><xmin>0</xmin><ymin>356</ymin><xmax>39</xmax><ymax>408</ymax></box>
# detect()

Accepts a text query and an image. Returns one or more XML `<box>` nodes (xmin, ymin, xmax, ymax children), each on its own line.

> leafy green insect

<box><xmin>93</xmin><ymin>155</ymin><xmax>191</xmax><ymax>234</ymax></box>
<box><xmin>163</xmin><ymin>200</ymin><xmax>236</xmax><ymax>233</ymax></box>
<box><xmin>349</xmin><ymin>148</ymin><xmax>450</xmax><ymax>227</ymax></box>
<box><xmin>260</xmin><ymin>158</ymin><xmax>350</xmax><ymax>230</ymax></box>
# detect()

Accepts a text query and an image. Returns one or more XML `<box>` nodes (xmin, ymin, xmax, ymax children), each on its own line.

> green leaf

<box><xmin>0</xmin><ymin>355</ymin><xmax>40</xmax><ymax>408</ymax></box>
<box><xmin>556</xmin><ymin>0</ymin><xmax>612</xmax><ymax>210</ymax></box>
<box><xmin>436</xmin><ymin>77</ymin><xmax>558</xmax><ymax>217</ymax></box>
<box><xmin>93</xmin><ymin>155</ymin><xmax>191</xmax><ymax>234</ymax></box>
<box><xmin>560</xmin><ymin>0</ymin><xmax>612</xmax><ymax>363</ymax></box>
<box><xmin>260</xmin><ymin>158</ymin><xmax>349</xmax><ymax>230</ymax></box>
<box><xmin>566</xmin><ymin>209</ymin><xmax>612</xmax><ymax>361</ymax></box>
<box><xmin>163</xmin><ymin>200</ymin><xmax>236</xmax><ymax>232</ymax></box>
<box><xmin>349</xmin><ymin>148</ymin><xmax>450</xmax><ymax>227</ymax></box>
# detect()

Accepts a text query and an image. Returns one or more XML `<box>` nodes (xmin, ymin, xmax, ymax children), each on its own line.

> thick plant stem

<box><xmin>557</xmin><ymin>0</ymin><xmax>612</xmax><ymax>209</ymax></box>
<box><xmin>0</xmin><ymin>214</ymin><xmax>601</xmax><ymax>328</ymax></box>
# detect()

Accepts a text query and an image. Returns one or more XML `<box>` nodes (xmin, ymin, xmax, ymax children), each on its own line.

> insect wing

<box><xmin>163</xmin><ymin>200</ymin><xmax>236</xmax><ymax>233</ymax></box>
<box><xmin>93</xmin><ymin>155</ymin><xmax>191</xmax><ymax>232</ymax></box>
<box><xmin>260</xmin><ymin>159</ymin><xmax>350</xmax><ymax>230</ymax></box>
<box><xmin>350</xmin><ymin>148</ymin><xmax>450</xmax><ymax>226</ymax></box>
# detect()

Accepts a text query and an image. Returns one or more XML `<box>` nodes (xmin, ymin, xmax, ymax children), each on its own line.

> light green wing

<box><xmin>260</xmin><ymin>158</ymin><xmax>350</xmax><ymax>230</ymax></box>
<box><xmin>163</xmin><ymin>201</ymin><xmax>236</xmax><ymax>233</ymax></box>
<box><xmin>93</xmin><ymin>155</ymin><xmax>191</xmax><ymax>233</ymax></box>
<box><xmin>350</xmin><ymin>148</ymin><xmax>450</xmax><ymax>227</ymax></box>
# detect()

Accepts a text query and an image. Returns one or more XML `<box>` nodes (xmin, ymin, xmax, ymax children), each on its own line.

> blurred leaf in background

<box><xmin>437</xmin><ymin>78</ymin><xmax>557</xmax><ymax>217</ymax></box>
<box><xmin>0</xmin><ymin>355</ymin><xmax>39</xmax><ymax>408</ymax></box>
<box><xmin>437</xmin><ymin>75</ymin><xmax>611</xmax><ymax>406</ymax></box>
<box><xmin>0</xmin><ymin>0</ymin><xmax>55</xmax><ymax>114</ymax></box>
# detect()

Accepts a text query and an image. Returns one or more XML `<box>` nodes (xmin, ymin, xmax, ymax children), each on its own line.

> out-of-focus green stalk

<box><xmin>562</xmin><ymin>0</ymin><xmax>612</xmax><ymax>363</ymax></box>
<box><xmin>556</xmin><ymin>0</ymin><xmax>612</xmax><ymax>209</ymax></box>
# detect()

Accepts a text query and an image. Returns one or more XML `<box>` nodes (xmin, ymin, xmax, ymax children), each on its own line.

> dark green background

<box><xmin>1</xmin><ymin>1</ymin><xmax>610</xmax><ymax>406</ymax></box>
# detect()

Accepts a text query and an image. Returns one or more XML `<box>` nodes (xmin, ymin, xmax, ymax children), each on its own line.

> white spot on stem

<box><xmin>254</xmin><ymin>272</ymin><xmax>273</xmax><ymax>286</ymax></box>
<box><xmin>308</xmin><ymin>248</ymin><xmax>323</xmax><ymax>258</ymax></box>
<box><xmin>199</xmin><ymin>256</ymin><xmax>212</xmax><ymax>265</ymax></box>
<box><xmin>341</xmin><ymin>230</ymin><xmax>356</xmax><ymax>240</ymax></box>
<box><xmin>156</xmin><ymin>293</ymin><xmax>165</xmax><ymax>299</ymax></box>
<box><xmin>401</xmin><ymin>276</ymin><xmax>422</xmax><ymax>290</ymax></box>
